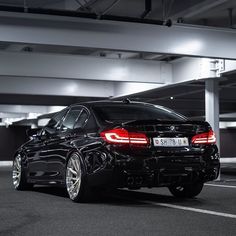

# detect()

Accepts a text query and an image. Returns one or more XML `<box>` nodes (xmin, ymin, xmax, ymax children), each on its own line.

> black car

<box><xmin>12</xmin><ymin>101</ymin><xmax>220</xmax><ymax>202</ymax></box>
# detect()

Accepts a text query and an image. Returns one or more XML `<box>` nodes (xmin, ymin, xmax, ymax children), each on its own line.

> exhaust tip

<box><xmin>135</xmin><ymin>176</ymin><xmax>143</xmax><ymax>185</ymax></box>
<box><xmin>127</xmin><ymin>176</ymin><xmax>134</xmax><ymax>186</ymax></box>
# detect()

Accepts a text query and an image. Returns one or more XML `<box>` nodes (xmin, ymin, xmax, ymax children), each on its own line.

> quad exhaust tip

<box><xmin>127</xmin><ymin>176</ymin><xmax>143</xmax><ymax>186</ymax></box>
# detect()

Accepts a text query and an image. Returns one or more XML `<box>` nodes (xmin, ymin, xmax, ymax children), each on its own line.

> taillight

<box><xmin>191</xmin><ymin>130</ymin><xmax>216</xmax><ymax>144</ymax></box>
<box><xmin>100</xmin><ymin>128</ymin><xmax>149</xmax><ymax>146</ymax></box>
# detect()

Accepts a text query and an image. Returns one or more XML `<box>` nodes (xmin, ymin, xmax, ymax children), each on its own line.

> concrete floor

<box><xmin>0</xmin><ymin>167</ymin><xmax>236</xmax><ymax>236</ymax></box>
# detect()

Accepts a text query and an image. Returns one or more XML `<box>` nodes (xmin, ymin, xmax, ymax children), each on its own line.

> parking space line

<box><xmin>205</xmin><ymin>183</ymin><xmax>236</xmax><ymax>189</ymax></box>
<box><xmin>145</xmin><ymin>202</ymin><xmax>236</xmax><ymax>219</ymax></box>
<box><xmin>0</xmin><ymin>161</ymin><xmax>12</xmax><ymax>167</ymax></box>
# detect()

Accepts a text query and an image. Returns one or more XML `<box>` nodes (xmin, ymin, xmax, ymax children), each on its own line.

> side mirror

<box><xmin>26</xmin><ymin>128</ymin><xmax>42</xmax><ymax>138</ymax></box>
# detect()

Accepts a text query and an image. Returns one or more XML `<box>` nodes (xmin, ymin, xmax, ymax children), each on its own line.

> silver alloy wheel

<box><xmin>66</xmin><ymin>154</ymin><xmax>82</xmax><ymax>200</ymax></box>
<box><xmin>12</xmin><ymin>155</ymin><xmax>22</xmax><ymax>189</ymax></box>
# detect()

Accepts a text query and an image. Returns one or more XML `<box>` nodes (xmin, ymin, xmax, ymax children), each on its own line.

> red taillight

<box><xmin>191</xmin><ymin>130</ymin><xmax>216</xmax><ymax>144</ymax></box>
<box><xmin>100</xmin><ymin>128</ymin><xmax>149</xmax><ymax>146</ymax></box>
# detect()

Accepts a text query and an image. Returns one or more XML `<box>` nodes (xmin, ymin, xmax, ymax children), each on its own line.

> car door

<box><xmin>24</xmin><ymin>130</ymin><xmax>47</xmax><ymax>180</ymax></box>
<box><xmin>45</xmin><ymin>106</ymin><xmax>89</xmax><ymax>182</ymax></box>
<box><xmin>27</xmin><ymin>108</ymin><xmax>68</xmax><ymax>182</ymax></box>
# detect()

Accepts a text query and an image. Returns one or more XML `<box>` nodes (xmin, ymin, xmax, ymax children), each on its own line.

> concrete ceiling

<box><xmin>0</xmin><ymin>1</ymin><xmax>236</xmax><ymax>125</ymax></box>
<box><xmin>125</xmin><ymin>74</ymin><xmax>236</xmax><ymax>120</ymax></box>
<box><xmin>0</xmin><ymin>0</ymin><xmax>235</xmax><ymax>28</ymax></box>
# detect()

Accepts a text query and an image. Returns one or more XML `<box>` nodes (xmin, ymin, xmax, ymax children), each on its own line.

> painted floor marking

<box><xmin>0</xmin><ymin>161</ymin><xmax>12</xmax><ymax>167</ymax></box>
<box><xmin>205</xmin><ymin>183</ymin><xmax>236</xmax><ymax>189</ymax></box>
<box><xmin>145</xmin><ymin>202</ymin><xmax>236</xmax><ymax>219</ymax></box>
<box><xmin>220</xmin><ymin>158</ymin><xmax>236</xmax><ymax>163</ymax></box>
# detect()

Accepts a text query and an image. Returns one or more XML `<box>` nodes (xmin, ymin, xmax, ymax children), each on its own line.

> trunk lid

<box><xmin>121</xmin><ymin>120</ymin><xmax>211</xmax><ymax>149</ymax></box>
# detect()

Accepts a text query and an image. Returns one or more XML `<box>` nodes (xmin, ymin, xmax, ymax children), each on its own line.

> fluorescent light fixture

<box><xmin>38</xmin><ymin>118</ymin><xmax>51</xmax><ymax>127</ymax></box>
<box><xmin>27</xmin><ymin>113</ymin><xmax>42</xmax><ymax>119</ymax></box>
<box><xmin>2</xmin><ymin>117</ymin><xmax>25</xmax><ymax>125</ymax></box>
<box><xmin>48</xmin><ymin>106</ymin><xmax>66</xmax><ymax>113</ymax></box>
<box><xmin>220</xmin><ymin>122</ymin><xmax>236</xmax><ymax>129</ymax></box>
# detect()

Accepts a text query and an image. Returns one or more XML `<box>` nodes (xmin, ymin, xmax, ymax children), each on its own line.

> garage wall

<box><xmin>0</xmin><ymin>126</ymin><xmax>28</xmax><ymax>161</ymax></box>
<box><xmin>0</xmin><ymin>127</ymin><xmax>235</xmax><ymax>161</ymax></box>
<box><xmin>220</xmin><ymin>129</ymin><xmax>236</xmax><ymax>157</ymax></box>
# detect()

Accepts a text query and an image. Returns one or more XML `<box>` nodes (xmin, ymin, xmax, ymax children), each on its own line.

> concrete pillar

<box><xmin>205</xmin><ymin>78</ymin><xmax>220</xmax><ymax>150</ymax></box>
<box><xmin>205</xmin><ymin>78</ymin><xmax>220</xmax><ymax>180</ymax></box>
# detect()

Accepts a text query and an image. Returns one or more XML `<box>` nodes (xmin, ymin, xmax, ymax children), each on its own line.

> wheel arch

<box><xmin>65</xmin><ymin>148</ymin><xmax>88</xmax><ymax>176</ymax></box>
<box><xmin>13</xmin><ymin>149</ymin><xmax>28</xmax><ymax>169</ymax></box>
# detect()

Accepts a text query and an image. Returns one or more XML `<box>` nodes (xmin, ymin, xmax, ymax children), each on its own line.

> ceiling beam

<box><xmin>221</xmin><ymin>60</ymin><xmax>236</xmax><ymax>75</ymax></box>
<box><xmin>172</xmin><ymin>57</ymin><xmax>216</xmax><ymax>83</ymax></box>
<box><xmin>114</xmin><ymin>82</ymin><xmax>163</xmax><ymax>97</ymax></box>
<box><xmin>0</xmin><ymin>105</ymin><xmax>64</xmax><ymax>115</ymax></box>
<box><xmin>0</xmin><ymin>11</ymin><xmax>236</xmax><ymax>59</ymax></box>
<box><xmin>153</xmin><ymin>100</ymin><xmax>204</xmax><ymax>111</ymax></box>
<box><xmin>0</xmin><ymin>76</ymin><xmax>114</xmax><ymax>97</ymax></box>
<box><xmin>0</xmin><ymin>94</ymin><xmax>103</xmax><ymax>106</ymax></box>
<box><xmin>0</xmin><ymin>51</ymin><xmax>167</xmax><ymax>83</ymax></box>
<box><xmin>171</xmin><ymin>0</ymin><xmax>229</xmax><ymax>20</ymax></box>
<box><xmin>0</xmin><ymin>76</ymin><xmax>161</xmax><ymax>100</ymax></box>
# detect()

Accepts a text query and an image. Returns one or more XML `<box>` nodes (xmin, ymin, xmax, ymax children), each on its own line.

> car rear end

<box><xmin>92</xmin><ymin>102</ymin><xmax>220</xmax><ymax>190</ymax></box>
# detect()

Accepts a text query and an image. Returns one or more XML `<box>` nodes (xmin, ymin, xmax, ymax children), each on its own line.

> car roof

<box><xmin>70</xmin><ymin>100</ymin><xmax>157</xmax><ymax>108</ymax></box>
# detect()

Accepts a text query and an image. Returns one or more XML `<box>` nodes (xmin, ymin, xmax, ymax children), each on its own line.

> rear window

<box><xmin>93</xmin><ymin>104</ymin><xmax>186</xmax><ymax>122</ymax></box>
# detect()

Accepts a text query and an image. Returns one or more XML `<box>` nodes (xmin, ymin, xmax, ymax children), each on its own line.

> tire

<box><xmin>65</xmin><ymin>153</ymin><xmax>91</xmax><ymax>202</ymax></box>
<box><xmin>12</xmin><ymin>154</ymin><xmax>33</xmax><ymax>190</ymax></box>
<box><xmin>168</xmin><ymin>182</ymin><xmax>204</xmax><ymax>198</ymax></box>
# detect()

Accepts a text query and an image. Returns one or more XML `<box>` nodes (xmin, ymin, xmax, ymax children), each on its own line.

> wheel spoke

<box><xmin>66</xmin><ymin>176</ymin><xmax>77</xmax><ymax>181</ymax></box>
<box><xmin>75</xmin><ymin>160</ymin><xmax>80</xmax><ymax>173</ymax></box>
<box><xmin>16</xmin><ymin>158</ymin><xmax>21</xmax><ymax>170</ymax></box>
<box><xmin>68</xmin><ymin>167</ymin><xmax>77</xmax><ymax>175</ymax></box>
<box><xmin>12</xmin><ymin>156</ymin><xmax>22</xmax><ymax>188</ymax></box>
<box><xmin>13</xmin><ymin>173</ymin><xmax>20</xmax><ymax>179</ymax></box>
<box><xmin>69</xmin><ymin>179</ymin><xmax>79</xmax><ymax>190</ymax></box>
<box><xmin>66</xmin><ymin>155</ymin><xmax>82</xmax><ymax>200</ymax></box>
<box><xmin>72</xmin><ymin>158</ymin><xmax>80</xmax><ymax>173</ymax></box>
<box><xmin>68</xmin><ymin>179</ymin><xmax>80</xmax><ymax>194</ymax></box>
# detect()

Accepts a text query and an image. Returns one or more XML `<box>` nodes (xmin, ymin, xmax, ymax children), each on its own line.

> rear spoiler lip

<box><xmin>121</xmin><ymin>119</ymin><xmax>211</xmax><ymax>126</ymax></box>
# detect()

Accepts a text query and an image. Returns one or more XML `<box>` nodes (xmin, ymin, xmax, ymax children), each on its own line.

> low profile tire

<box><xmin>66</xmin><ymin>153</ymin><xmax>91</xmax><ymax>202</ymax></box>
<box><xmin>168</xmin><ymin>182</ymin><xmax>204</xmax><ymax>198</ymax></box>
<box><xmin>12</xmin><ymin>154</ymin><xmax>33</xmax><ymax>190</ymax></box>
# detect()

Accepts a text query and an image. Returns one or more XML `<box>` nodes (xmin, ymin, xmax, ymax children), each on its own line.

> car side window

<box><xmin>44</xmin><ymin>109</ymin><xmax>68</xmax><ymax>134</ymax></box>
<box><xmin>60</xmin><ymin>107</ymin><xmax>82</xmax><ymax>131</ymax></box>
<box><xmin>74</xmin><ymin>110</ymin><xmax>89</xmax><ymax>129</ymax></box>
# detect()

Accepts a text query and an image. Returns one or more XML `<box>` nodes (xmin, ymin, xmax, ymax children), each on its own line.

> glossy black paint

<box><xmin>15</xmin><ymin>101</ymin><xmax>220</xmax><ymax>189</ymax></box>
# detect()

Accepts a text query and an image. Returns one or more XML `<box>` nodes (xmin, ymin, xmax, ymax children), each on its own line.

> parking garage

<box><xmin>0</xmin><ymin>0</ymin><xmax>236</xmax><ymax>235</ymax></box>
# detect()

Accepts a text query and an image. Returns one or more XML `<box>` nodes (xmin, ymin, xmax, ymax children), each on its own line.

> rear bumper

<box><xmin>113</xmin><ymin>160</ymin><xmax>220</xmax><ymax>189</ymax></box>
<box><xmin>86</xmin><ymin>147</ymin><xmax>220</xmax><ymax>188</ymax></box>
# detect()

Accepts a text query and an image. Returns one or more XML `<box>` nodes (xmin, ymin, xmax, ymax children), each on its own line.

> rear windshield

<box><xmin>92</xmin><ymin>104</ymin><xmax>187</xmax><ymax>122</ymax></box>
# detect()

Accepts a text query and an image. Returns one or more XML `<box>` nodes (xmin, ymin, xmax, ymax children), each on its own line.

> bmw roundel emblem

<box><xmin>170</xmin><ymin>126</ymin><xmax>175</xmax><ymax>131</ymax></box>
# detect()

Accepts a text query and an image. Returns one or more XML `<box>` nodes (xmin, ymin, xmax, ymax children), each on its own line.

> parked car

<box><xmin>12</xmin><ymin>100</ymin><xmax>220</xmax><ymax>202</ymax></box>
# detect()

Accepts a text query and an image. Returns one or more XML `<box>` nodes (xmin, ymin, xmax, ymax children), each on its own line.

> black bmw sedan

<box><xmin>12</xmin><ymin>101</ymin><xmax>220</xmax><ymax>202</ymax></box>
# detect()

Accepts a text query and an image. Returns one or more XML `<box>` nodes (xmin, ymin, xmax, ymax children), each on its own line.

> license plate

<box><xmin>153</xmin><ymin>137</ymin><xmax>189</xmax><ymax>147</ymax></box>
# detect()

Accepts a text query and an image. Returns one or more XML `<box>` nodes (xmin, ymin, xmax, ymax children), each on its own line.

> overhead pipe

<box><xmin>228</xmin><ymin>8</ymin><xmax>233</xmax><ymax>28</ymax></box>
<box><xmin>141</xmin><ymin>0</ymin><xmax>152</xmax><ymax>19</ymax></box>
<box><xmin>100</xmin><ymin>14</ymin><xmax>164</xmax><ymax>26</ymax></box>
<box><xmin>0</xmin><ymin>5</ymin><xmax>172</xmax><ymax>26</ymax></box>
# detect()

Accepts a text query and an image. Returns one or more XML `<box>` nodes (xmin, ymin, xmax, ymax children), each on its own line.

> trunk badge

<box><xmin>170</xmin><ymin>126</ymin><xmax>175</xmax><ymax>131</ymax></box>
